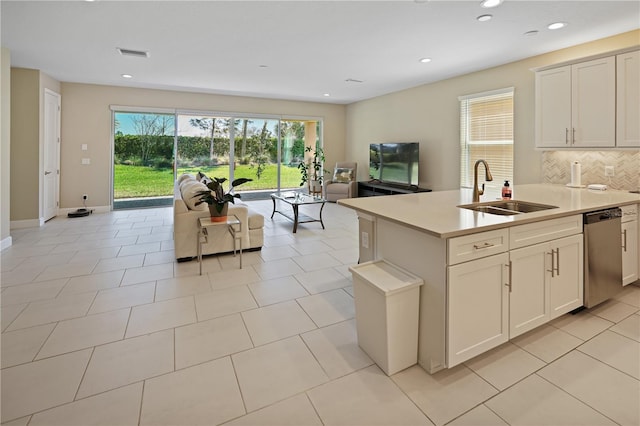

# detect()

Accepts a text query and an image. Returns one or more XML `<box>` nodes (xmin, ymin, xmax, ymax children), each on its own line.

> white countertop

<box><xmin>338</xmin><ymin>184</ymin><xmax>640</xmax><ymax>239</ymax></box>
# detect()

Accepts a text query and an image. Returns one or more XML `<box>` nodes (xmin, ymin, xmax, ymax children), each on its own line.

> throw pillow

<box><xmin>181</xmin><ymin>181</ymin><xmax>208</xmax><ymax>211</ymax></box>
<box><xmin>332</xmin><ymin>167</ymin><xmax>354</xmax><ymax>183</ymax></box>
<box><xmin>178</xmin><ymin>173</ymin><xmax>195</xmax><ymax>184</ymax></box>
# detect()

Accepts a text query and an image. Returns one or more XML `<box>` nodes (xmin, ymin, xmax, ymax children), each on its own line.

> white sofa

<box><xmin>173</xmin><ymin>174</ymin><xmax>264</xmax><ymax>260</ymax></box>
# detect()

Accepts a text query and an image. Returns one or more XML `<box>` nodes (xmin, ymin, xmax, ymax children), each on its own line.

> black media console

<box><xmin>358</xmin><ymin>181</ymin><xmax>432</xmax><ymax>197</ymax></box>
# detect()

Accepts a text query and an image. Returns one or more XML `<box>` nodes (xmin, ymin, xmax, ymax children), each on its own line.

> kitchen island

<box><xmin>338</xmin><ymin>184</ymin><xmax>639</xmax><ymax>373</ymax></box>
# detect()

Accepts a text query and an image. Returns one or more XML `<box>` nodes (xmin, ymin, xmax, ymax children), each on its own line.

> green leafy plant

<box><xmin>193</xmin><ymin>176</ymin><xmax>253</xmax><ymax>213</ymax></box>
<box><xmin>298</xmin><ymin>146</ymin><xmax>326</xmax><ymax>187</ymax></box>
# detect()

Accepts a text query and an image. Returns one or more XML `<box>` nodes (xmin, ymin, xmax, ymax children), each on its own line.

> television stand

<box><xmin>358</xmin><ymin>181</ymin><xmax>432</xmax><ymax>197</ymax></box>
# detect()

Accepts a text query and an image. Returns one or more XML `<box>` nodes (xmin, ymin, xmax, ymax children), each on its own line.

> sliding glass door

<box><xmin>113</xmin><ymin>110</ymin><xmax>322</xmax><ymax>207</ymax></box>
<box><xmin>113</xmin><ymin>111</ymin><xmax>175</xmax><ymax>209</ymax></box>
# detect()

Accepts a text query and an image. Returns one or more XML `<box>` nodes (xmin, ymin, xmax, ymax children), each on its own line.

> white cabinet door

<box><xmin>509</xmin><ymin>242</ymin><xmax>549</xmax><ymax>338</ymax></box>
<box><xmin>571</xmin><ymin>57</ymin><xmax>616</xmax><ymax>147</ymax></box>
<box><xmin>622</xmin><ymin>219</ymin><xmax>639</xmax><ymax>285</ymax></box>
<box><xmin>447</xmin><ymin>253</ymin><xmax>509</xmax><ymax>367</ymax></box>
<box><xmin>535</xmin><ymin>66</ymin><xmax>572</xmax><ymax>148</ymax></box>
<box><xmin>548</xmin><ymin>234</ymin><xmax>584</xmax><ymax>319</ymax></box>
<box><xmin>617</xmin><ymin>51</ymin><xmax>640</xmax><ymax>148</ymax></box>
<box><xmin>535</xmin><ymin>56</ymin><xmax>616</xmax><ymax>148</ymax></box>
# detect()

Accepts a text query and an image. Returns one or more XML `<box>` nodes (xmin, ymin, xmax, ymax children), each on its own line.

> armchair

<box><xmin>324</xmin><ymin>162</ymin><xmax>358</xmax><ymax>202</ymax></box>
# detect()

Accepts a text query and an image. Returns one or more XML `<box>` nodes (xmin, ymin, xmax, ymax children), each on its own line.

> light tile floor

<box><xmin>1</xmin><ymin>200</ymin><xmax>639</xmax><ymax>425</ymax></box>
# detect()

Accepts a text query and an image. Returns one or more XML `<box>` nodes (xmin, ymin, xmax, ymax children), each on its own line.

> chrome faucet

<box><xmin>472</xmin><ymin>159</ymin><xmax>493</xmax><ymax>203</ymax></box>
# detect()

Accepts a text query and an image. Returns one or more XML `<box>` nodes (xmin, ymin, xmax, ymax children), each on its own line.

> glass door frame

<box><xmin>110</xmin><ymin>106</ymin><xmax>323</xmax><ymax>208</ymax></box>
<box><xmin>176</xmin><ymin>109</ymin><xmax>323</xmax><ymax>195</ymax></box>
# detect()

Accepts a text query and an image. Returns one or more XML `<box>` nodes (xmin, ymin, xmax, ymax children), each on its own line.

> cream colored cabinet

<box><xmin>621</xmin><ymin>204</ymin><xmax>638</xmax><ymax>285</ymax></box>
<box><xmin>548</xmin><ymin>234</ymin><xmax>584</xmax><ymax>318</ymax></box>
<box><xmin>508</xmin><ymin>216</ymin><xmax>583</xmax><ymax>338</ymax></box>
<box><xmin>447</xmin><ymin>252</ymin><xmax>509</xmax><ymax>367</ymax></box>
<box><xmin>617</xmin><ymin>51</ymin><xmax>640</xmax><ymax>148</ymax></box>
<box><xmin>509</xmin><ymin>234</ymin><xmax>583</xmax><ymax>338</ymax></box>
<box><xmin>509</xmin><ymin>242</ymin><xmax>548</xmax><ymax>337</ymax></box>
<box><xmin>535</xmin><ymin>56</ymin><xmax>616</xmax><ymax>148</ymax></box>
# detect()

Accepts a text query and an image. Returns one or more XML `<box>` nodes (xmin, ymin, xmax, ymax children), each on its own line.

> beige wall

<box><xmin>10</xmin><ymin>68</ymin><xmax>40</xmax><ymax>221</ymax></box>
<box><xmin>1</xmin><ymin>47</ymin><xmax>11</xmax><ymax>246</ymax></box>
<box><xmin>9</xmin><ymin>68</ymin><xmax>61</xmax><ymax>222</ymax></box>
<box><xmin>345</xmin><ymin>30</ymin><xmax>640</xmax><ymax>191</ymax></box>
<box><xmin>59</xmin><ymin>84</ymin><xmax>346</xmax><ymax>208</ymax></box>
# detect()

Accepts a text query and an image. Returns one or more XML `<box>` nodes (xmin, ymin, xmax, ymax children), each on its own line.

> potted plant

<box><xmin>298</xmin><ymin>145</ymin><xmax>326</xmax><ymax>194</ymax></box>
<box><xmin>193</xmin><ymin>176</ymin><xmax>252</xmax><ymax>222</ymax></box>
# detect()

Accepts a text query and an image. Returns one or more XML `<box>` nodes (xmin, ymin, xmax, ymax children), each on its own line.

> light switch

<box><xmin>82</xmin><ymin>158</ymin><xmax>90</xmax><ymax>165</ymax></box>
<box><xmin>81</xmin><ymin>144</ymin><xmax>88</xmax><ymax>151</ymax></box>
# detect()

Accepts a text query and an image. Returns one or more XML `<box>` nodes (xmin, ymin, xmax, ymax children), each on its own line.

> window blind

<box><xmin>460</xmin><ymin>88</ymin><xmax>514</xmax><ymax>189</ymax></box>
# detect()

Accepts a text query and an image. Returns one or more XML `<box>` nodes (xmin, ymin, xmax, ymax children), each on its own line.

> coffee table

<box><xmin>270</xmin><ymin>191</ymin><xmax>326</xmax><ymax>233</ymax></box>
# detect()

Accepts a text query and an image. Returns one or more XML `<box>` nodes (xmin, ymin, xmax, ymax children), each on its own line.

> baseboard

<box><xmin>10</xmin><ymin>206</ymin><xmax>111</xmax><ymax>229</ymax></box>
<box><xmin>59</xmin><ymin>205</ymin><xmax>111</xmax><ymax>215</ymax></box>
<box><xmin>10</xmin><ymin>219</ymin><xmax>42</xmax><ymax>229</ymax></box>
<box><xmin>1</xmin><ymin>235</ymin><xmax>12</xmax><ymax>251</ymax></box>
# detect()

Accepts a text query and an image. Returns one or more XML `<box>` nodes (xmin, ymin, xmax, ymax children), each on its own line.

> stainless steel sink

<box><xmin>458</xmin><ymin>200</ymin><xmax>558</xmax><ymax>215</ymax></box>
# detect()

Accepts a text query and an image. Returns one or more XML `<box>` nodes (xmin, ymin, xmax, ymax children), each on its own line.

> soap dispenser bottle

<box><xmin>502</xmin><ymin>180</ymin><xmax>512</xmax><ymax>200</ymax></box>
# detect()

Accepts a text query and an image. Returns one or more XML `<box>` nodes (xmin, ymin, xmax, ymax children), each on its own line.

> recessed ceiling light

<box><xmin>480</xmin><ymin>0</ymin><xmax>503</xmax><ymax>8</ymax></box>
<box><xmin>547</xmin><ymin>22</ymin><xmax>567</xmax><ymax>30</ymax></box>
<box><xmin>323</xmin><ymin>93</ymin><xmax>330</xmax><ymax>97</ymax></box>
<box><xmin>477</xmin><ymin>14</ymin><xmax>493</xmax><ymax>22</ymax></box>
<box><xmin>524</xmin><ymin>30</ymin><xmax>539</xmax><ymax>36</ymax></box>
<box><xmin>419</xmin><ymin>58</ymin><xmax>432</xmax><ymax>63</ymax></box>
<box><xmin>121</xmin><ymin>74</ymin><xmax>133</xmax><ymax>79</ymax></box>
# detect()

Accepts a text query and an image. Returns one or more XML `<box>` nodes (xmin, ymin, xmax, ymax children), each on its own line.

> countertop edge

<box><xmin>338</xmin><ymin>185</ymin><xmax>640</xmax><ymax>239</ymax></box>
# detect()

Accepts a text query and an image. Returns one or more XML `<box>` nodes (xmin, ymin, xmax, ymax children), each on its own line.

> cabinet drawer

<box><xmin>510</xmin><ymin>215</ymin><xmax>582</xmax><ymax>250</ymax></box>
<box><xmin>448</xmin><ymin>229</ymin><xmax>509</xmax><ymax>265</ymax></box>
<box><xmin>621</xmin><ymin>204</ymin><xmax>638</xmax><ymax>223</ymax></box>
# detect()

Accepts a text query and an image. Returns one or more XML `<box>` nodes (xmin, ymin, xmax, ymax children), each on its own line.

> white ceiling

<box><xmin>2</xmin><ymin>1</ymin><xmax>639</xmax><ymax>104</ymax></box>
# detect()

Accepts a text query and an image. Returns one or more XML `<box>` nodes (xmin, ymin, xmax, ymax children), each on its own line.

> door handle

<box><xmin>505</xmin><ymin>261</ymin><xmax>512</xmax><ymax>293</ymax></box>
<box><xmin>44</xmin><ymin>171</ymin><xmax>52</xmax><ymax>175</ymax></box>
<box><xmin>547</xmin><ymin>249</ymin><xmax>557</xmax><ymax>277</ymax></box>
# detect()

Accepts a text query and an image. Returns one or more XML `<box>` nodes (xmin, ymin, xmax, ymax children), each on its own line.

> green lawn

<box><xmin>114</xmin><ymin>164</ymin><xmax>302</xmax><ymax>199</ymax></box>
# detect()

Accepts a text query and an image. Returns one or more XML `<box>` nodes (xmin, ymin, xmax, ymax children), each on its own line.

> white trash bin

<box><xmin>349</xmin><ymin>260</ymin><xmax>424</xmax><ymax>376</ymax></box>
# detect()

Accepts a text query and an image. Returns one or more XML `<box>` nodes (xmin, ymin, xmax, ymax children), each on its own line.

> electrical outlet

<box><xmin>604</xmin><ymin>166</ymin><xmax>614</xmax><ymax>177</ymax></box>
<box><xmin>82</xmin><ymin>194</ymin><xmax>88</xmax><ymax>200</ymax></box>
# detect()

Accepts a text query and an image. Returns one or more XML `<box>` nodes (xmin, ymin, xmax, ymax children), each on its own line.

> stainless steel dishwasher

<box><xmin>583</xmin><ymin>207</ymin><xmax>623</xmax><ymax>308</ymax></box>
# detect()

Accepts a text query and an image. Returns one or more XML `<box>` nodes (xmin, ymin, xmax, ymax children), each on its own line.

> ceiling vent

<box><xmin>345</xmin><ymin>78</ymin><xmax>363</xmax><ymax>83</ymax></box>
<box><xmin>117</xmin><ymin>48</ymin><xmax>149</xmax><ymax>58</ymax></box>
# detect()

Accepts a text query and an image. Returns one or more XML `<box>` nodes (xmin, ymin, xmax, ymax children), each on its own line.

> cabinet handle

<box><xmin>505</xmin><ymin>261</ymin><xmax>512</xmax><ymax>292</ymax></box>
<box><xmin>555</xmin><ymin>248</ymin><xmax>560</xmax><ymax>276</ymax></box>
<box><xmin>572</xmin><ymin>128</ymin><xmax>576</xmax><ymax>145</ymax></box>
<box><xmin>473</xmin><ymin>242</ymin><xmax>494</xmax><ymax>250</ymax></box>
<box><xmin>565</xmin><ymin>128</ymin><xmax>569</xmax><ymax>145</ymax></box>
<box><xmin>622</xmin><ymin>229</ymin><xmax>627</xmax><ymax>252</ymax></box>
<box><xmin>547</xmin><ymin>249</ymin><xmax>556</xmax><ymax>277</ymax></box>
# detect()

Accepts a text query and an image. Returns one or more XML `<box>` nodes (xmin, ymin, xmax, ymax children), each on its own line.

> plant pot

<box><xmin>208</xmin><ymin>203</ymin><xmax>229</xmax><ymax>222</ymax></box>
<box><xmin>309</xmin><ymin>180</ymin><xmax>322</xmax><ymax>194</ymax></box>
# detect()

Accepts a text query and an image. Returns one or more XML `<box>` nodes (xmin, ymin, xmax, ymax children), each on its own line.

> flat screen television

<box><xmin>369</xmin><ymin>142</ymin><xmax>419</xmax><ymax>187</ymax></box>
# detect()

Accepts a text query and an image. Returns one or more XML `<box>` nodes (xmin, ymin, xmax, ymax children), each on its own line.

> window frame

<box><xmin>459</xmin><ymin>87</ymin><xmax>514</xmax><ymax>190</ymax></box>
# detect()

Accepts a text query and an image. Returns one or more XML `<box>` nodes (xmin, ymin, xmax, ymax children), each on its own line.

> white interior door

<box><xmin>43</xmin><ymin>89</ymin><xmax>60</xmax><ymax>221</ymax></box>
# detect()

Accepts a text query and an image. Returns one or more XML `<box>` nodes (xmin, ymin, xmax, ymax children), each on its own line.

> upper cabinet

<box><xmin>617</xmin><ymin>51</ymin><xmax>640</xmax><ymax>147</ymax></box>
<box><xmin>535</xmin><ymin>50</ymin><xmax>639</xmax><ymax>149</ymax></box>
<box><xmin>536</xmin><ymin>57</ymin><xmax>615</xmax><ymax>148</ymax></box>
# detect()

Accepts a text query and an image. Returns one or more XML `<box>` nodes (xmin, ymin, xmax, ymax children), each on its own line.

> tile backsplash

<box><xmin>542</xmin><ymin>150</ymin><xmax>640</xmax><ymax>190</ymax></box>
